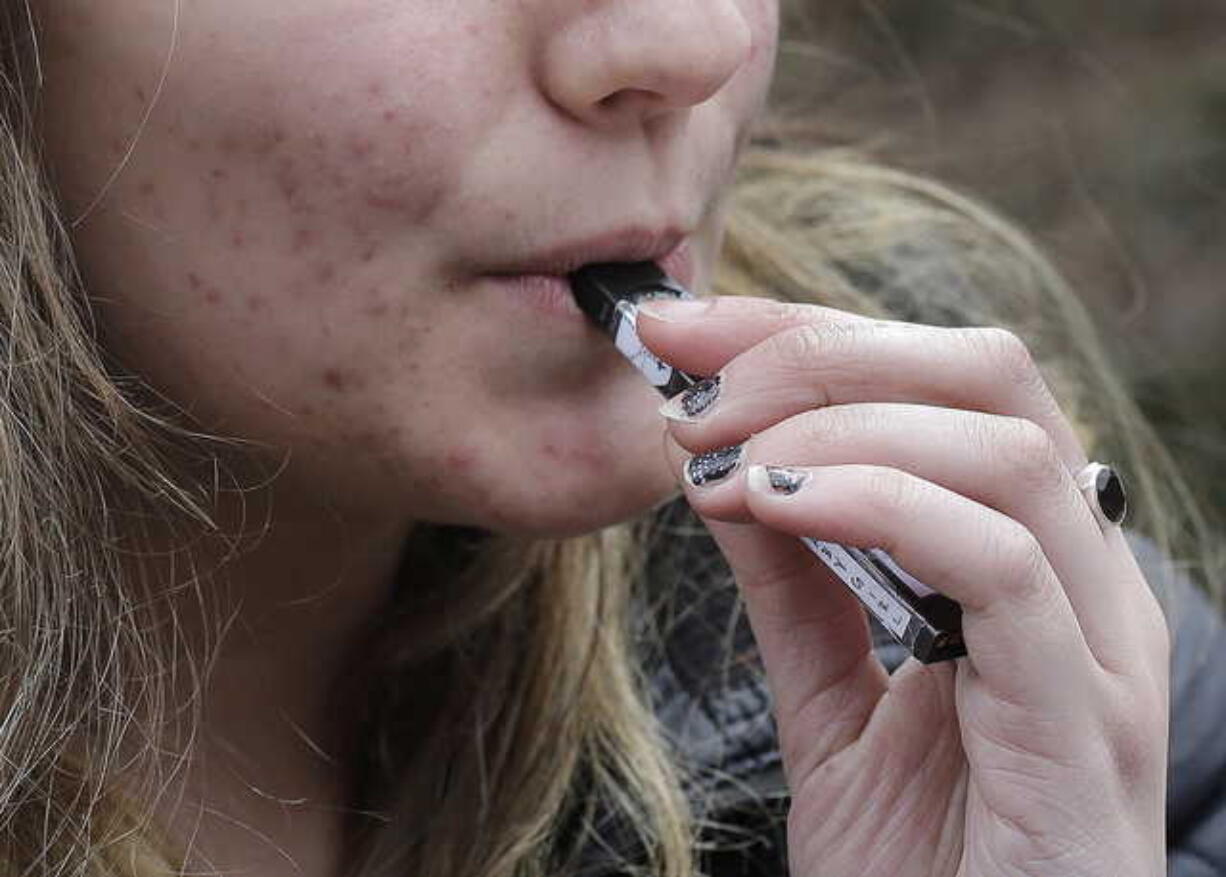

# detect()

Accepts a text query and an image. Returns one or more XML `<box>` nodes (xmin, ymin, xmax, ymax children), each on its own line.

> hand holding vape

<box><xmin>569</xmin><ymin>262</ymin><xmax>966</xmax><ymax>664</ymax></box>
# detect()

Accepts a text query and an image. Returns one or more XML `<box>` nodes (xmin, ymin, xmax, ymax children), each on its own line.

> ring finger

<box><xmin>740</xmin><ymin>460</ymin><xmax>1099</xmax><ymax>711</ymax></box>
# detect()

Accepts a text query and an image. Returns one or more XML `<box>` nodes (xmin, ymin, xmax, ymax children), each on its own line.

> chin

<box><xmin>444</xmin><ymin>451</ymin><xmax>680</xmax><ymax>539</ymax></box>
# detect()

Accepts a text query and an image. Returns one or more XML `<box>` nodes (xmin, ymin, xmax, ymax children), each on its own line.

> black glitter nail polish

<box><xmin>686</xmin><ymin>445</ymin><xmax>743</xmax><ymax>487</ymax></box>
<box><xmin>764</xmin><ymin>466</ymin><xmax>809</xmax><ymax>495</ymax></box>
<box><xmin>679</xmin><ymin>375</ymin><xmax>722</xmax><ymax>418</ymax></box>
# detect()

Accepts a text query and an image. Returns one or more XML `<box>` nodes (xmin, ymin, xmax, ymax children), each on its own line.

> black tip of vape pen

<box><xmin>567</xmin><ymin>261</ymin><xmax>691</xmax><ymax>330</ymax></box>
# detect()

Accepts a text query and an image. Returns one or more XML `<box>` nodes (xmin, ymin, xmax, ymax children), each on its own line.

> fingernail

<box><xmin>659</xmin><ymin>374</ymin><xmax>722</xmax><ymax>421</ymax></box>
<box><xmin>685</xmin><ymin>444</ymin><xmax>744</xmax><ymax>487</ymax></box>
<box><xmin>635</xmin><ymin>299</ymin><xmax>712</xmax><ymax>323</ymax></box>
<box><xmin>748</xmin><ymin>464</ymin><xmax>810</xmax><ymax>496</ymax></box>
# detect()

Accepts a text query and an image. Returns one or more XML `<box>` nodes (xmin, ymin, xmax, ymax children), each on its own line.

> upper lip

<box><xmin>487</xmin><ymin>227</ymin><xmax>687</xmax><ymax>277</ymax></box>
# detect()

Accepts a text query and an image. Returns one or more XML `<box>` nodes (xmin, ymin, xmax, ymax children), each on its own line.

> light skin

<box><xmin>638</xmin><ymin>300</ymin><xmax>1170</xmax><ymax>877</ymax></box>
<box><xmin>35</xmin><ymin>1</ymin><xmax>776</xmax><ymax>874</ymax></box>
<box><xmin>31</xmin><ymin>0</ymin><xmax>1167</xmax><ymax>876</ymax></box>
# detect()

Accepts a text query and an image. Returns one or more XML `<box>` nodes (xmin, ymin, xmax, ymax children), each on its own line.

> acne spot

<box><xmin>137</xmin><ymin>179</ymin><xmax>156</xmax><ymax>198</ymax></box>
<box><xmin>186</xmin><ymin>138</ymin><xmax>202</xmax><ymax>153</ymax></box>
<box><xmin>349</xmin><ymin>139</ymin><xmax>375</xmax><ymax>160</ymax></box>
<box><xmin>322</xmin><ymin>368</ymin><xmax>367</xmax><ymax>393</ymax></box>
<box><xmin>291</xmin><ymin>228</ymin><xmax>315</xmax><ymax>253</ymax></box>
<box><xmin>231</xmin><ymin>231</ymin><xmax>245</xmax><ymax>249</ymax></box>
<box><xmin>133</xmin><ymin>84</ymin><xmax>148</xmax><ymax>102</ymax></box>
<box><xmin>364</xmin><ymin>287</ymin><xmax>389</xmax><ymax>318</ymax></box>
<box><xmin>316</xmin><ymin>263</ymin><xmax>337</xmax><ymax>285</ymax></box>
<box><xmin>322</xmin><ymin>368</ymin><xmax>346</xmax><ymax>391</ymax></box>
<box><xmin>540</xmin><ymin>439</ymin><xmax>602</xmax><ymax>470</ymax></box>
<box><xmin>381</xmin><ymin>109</ymin><xmax>397</xmax><ymax>123</ymax></box>
<box><xmin>210</xmin><ymin>168</ymin><xmax>228</xmax><ymax>181</ymax></box>
<box><xmin>465</xmin><ymin>23</ymin><xmax>482</xmax><ymax>37</ymax></box>
<box><xmin>275</xmin><ymin>160</ymin><xmax>301</xmax><ymax>203</ymax></box>
<box><xmin>204</xmin><ymin>287</ymin><xmax>222</xmax><ymax>305</ymax></box>
<box><xmin>187</xmin><ymin>272</ymin><xmax>202</xmax><ymax>290</ymax></box>
<box><xmin>365</xmin><ymin>193</ymin><xmax>410</xmax><ymax>212</ymax></box>
<box><xmin>360</xmin><ymin>244</ymin><xmax>379</xmax><ymax>263</ymax></box>
<box><xmin>246</xmin><ymin>294</ymin><xmax>265</xmax><ymax>312</ymax></box>
<box><xmin>366</xmin><ymin>81</ymin><xmax>385</xmax><ymax>98</ymax></box>
<box><xmin>445</xmin><ymin>448</ymin><xmax>475</xmax><ymax>472</ymax></box>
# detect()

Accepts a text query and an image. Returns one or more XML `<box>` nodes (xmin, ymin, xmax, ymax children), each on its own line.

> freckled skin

<box><xmin>32</xmin><ymin>0</ymin><xmax>779</xmax><ymax>535</ymax></box>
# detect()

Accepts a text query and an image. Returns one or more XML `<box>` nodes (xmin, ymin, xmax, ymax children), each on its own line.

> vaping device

<box><xmin>569</xmin><ymin>261</ymin><xmax>966</xmax><ymax>665</ymax></box>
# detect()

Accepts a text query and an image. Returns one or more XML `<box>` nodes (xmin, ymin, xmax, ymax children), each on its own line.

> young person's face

<box><xmin>35</xmin><ymin>1</ymin><xmax>779</xmax><ymax>535</ymax></box>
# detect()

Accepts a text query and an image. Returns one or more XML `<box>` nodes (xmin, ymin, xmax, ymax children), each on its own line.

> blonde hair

<box><xmin>2</xmin><ymin>4</ymin><xmax>1219</xmax><ymax>877</ymax></box>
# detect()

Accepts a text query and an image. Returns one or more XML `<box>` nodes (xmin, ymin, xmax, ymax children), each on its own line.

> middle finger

<box><xmin>666</xmin><ymin>403</ymin><xmax>1155</xmax><ymax>675</ymax></box>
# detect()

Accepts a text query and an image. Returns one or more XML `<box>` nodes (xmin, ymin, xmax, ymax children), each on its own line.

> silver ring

<box><xmin>1075</xmin><ymin>462</ymin><xmax>1127</xmax><ymax>529</ymax></box>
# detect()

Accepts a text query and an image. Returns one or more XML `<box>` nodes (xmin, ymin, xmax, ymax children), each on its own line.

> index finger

<box><xmin>636</xmin><ymin>295</ymin><xmax>1090</xmax><ymax>475</ymax></box>
<box><xmin>634</xmin><ymin>294</ymin><xmax>872</xmax><ymax>376</ymax></box>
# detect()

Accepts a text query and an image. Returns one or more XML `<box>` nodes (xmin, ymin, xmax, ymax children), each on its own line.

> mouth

<box><xmin>486</xmin><ymin>227</ymin><xmax>690</xmax><ymax>279</ymax></box>
<box><xmin>484</xmin><ymin>230</ymin><xmax>696</xmax><ymax>320</ymax></box>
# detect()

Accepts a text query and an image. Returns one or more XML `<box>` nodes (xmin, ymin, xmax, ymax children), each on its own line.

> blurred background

<box><xmin>770</xmin><ymin>0</ymin><xmax>1225</xmax><ymax>534</ymax></box>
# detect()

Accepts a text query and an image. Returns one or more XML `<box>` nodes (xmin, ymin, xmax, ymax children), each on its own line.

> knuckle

<box><xmin>763</xmin><ymin>299</ymin><xmax>814</xmax><ymax>327</ymax></box>
<box><xmin>987</xmin><ymin>523</ymin><xmax>1052</xmax><ymax>602</ymax></box>
<box><xmin>769</xmin><ymin>323</ymin><xmax>826</xmax><ymax>371</ymax></box>
<box><xmin>768</xmin><ymin>322</ymin><xmax>860</xmax><ymax>375</ymax></box>
<box><xmin>963</xmin><ymin>327</ymin><xmax>1044</xmax><ymax>394</ymax></box>
<box><xmin>797</xmin><ymin>404</ymin><xmax>875</xmax><ymax>448</ymax></box>
<box><xmin>982</xmin><ymin>415</ymin><xmax>1067</xmax><ymax>497</ymax></box>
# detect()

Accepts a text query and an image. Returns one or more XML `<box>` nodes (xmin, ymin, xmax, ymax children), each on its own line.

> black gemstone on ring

<box><xmin>1095</xmin><ymin>466</ymin><xmax>1127</xmax><ymax>524</ymax></box>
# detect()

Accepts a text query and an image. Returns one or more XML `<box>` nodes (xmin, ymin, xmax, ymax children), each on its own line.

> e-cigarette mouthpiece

<box><xmin>568</xmin><ymin>262</ymin><xmax>699</xmax><ymax>399</ymax></box>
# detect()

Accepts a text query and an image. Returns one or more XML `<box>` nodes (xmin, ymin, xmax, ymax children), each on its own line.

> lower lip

<box><xmin>489</xmin><ymin>240</ymin><xmax>696</xmax><ymax>321</ymax></box>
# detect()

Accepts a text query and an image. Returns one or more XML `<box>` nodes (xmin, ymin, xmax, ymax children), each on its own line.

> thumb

<box><xmin>698</xmin><ymin>515</ymin><xmax>892</xmax><ymax>765</ymax></box>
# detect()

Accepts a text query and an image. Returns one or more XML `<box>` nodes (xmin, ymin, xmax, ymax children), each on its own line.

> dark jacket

<box><xmin>636</xmin><ymin>499</ymin><xmax>1226</xmax><ymax>876</ymax></box>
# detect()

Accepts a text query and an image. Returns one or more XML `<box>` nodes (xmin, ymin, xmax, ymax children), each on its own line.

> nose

<box><xmin>539</xmin><ymin>0</ymin><xmax>755</xmax><ymax>128</ymax></box>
